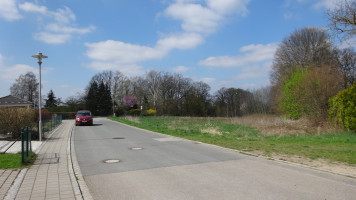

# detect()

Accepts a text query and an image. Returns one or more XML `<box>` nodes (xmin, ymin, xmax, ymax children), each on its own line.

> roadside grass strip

<box><xmin>110</xmin><ymin>116</ymin><xmax>356</xmax><ymax>165</ymax></box>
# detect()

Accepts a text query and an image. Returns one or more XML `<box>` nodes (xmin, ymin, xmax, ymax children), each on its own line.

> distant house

<box><xmin>0</xmin><ymin>95</ymin><xmax>32</xmax><ymax>108</ymax></box>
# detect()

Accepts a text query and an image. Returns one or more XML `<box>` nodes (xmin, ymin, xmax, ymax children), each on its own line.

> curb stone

<box><xmin>70</xmin><ymin>123</ymin><xmax>94</xmax><ymax>200</ymax></box>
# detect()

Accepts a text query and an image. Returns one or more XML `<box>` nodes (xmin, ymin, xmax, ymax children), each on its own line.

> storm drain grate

<box><xmin>129</xmin><ymin>147</ymin><xmax>143</xmax><ymax>150</ymax></box>
<box><xmin>103</xmin><ymin>159</ymin><xmax>120</xmax><ymax>164</ymax></box>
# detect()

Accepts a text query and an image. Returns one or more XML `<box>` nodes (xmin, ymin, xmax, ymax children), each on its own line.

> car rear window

<box><xmin>77</xmin><ymin>112</ymin><xmax>91</xmax><ymax>116</ymax></box>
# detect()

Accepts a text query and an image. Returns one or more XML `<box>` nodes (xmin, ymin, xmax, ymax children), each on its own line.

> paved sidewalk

<box><xmin>0</xmin><ymin>120</ymin><xmax>89</xmax><ymax>200</ymax></box>
<box><xmin>0</xmin><ymin>169</ymin><xmax>21</xmax><ymax>199</ymax></box>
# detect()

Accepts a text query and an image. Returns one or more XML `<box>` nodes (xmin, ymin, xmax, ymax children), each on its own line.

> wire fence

<box><xmin>42</xmin><ymin>114</ymin><xmax>62</xmax><ymax>134</ymax></box>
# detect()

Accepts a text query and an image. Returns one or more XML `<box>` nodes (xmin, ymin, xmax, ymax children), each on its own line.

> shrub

<box><xmin>115</xmin><ymin>106</ymin><xmax>125</xmax><ymax>116</ymax></box>
<box><xmin>145</xmin><ymin>109</ymin><xmax>157</xmax><ymax>116</ymax></box>
<box><xmin>34</xmin><ymin>108</ymin><xmax>51</xmax><ymax>121</ymax></box>
<box><xmin>280</xmin><ymin>66</ymin><xmax>341</xmax><ymax>121</ymax></box>
<box><xmin>294</xmin><ymin>66</ymin><xmax>341</xmax><ymax>121</ymax></box>
<box><xmin>128</xmin><ymin>109</ymin><xmax>141</xmax><ymax>116</ymax></box>
<box><xmin>329</xmin><ymin>82</ymin><xmax>356</xmax><ymax>132</ymax></box>
<box><xmin>0</xmin><ymin>107</ymin><xmax>36</xmax><ymax>139</ymax></box>
<box><xmin>279</xmin><ymin>68</ymin><xmax>308</xmax><ymax>119</ymax></box>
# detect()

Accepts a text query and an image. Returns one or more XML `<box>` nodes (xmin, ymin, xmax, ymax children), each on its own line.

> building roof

<box><xmin>0</xmin><ymin>95</ymin><xmax>32</xmax><ymax>107</ymax></box>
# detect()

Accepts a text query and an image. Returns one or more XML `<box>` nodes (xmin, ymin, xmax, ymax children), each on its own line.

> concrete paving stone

<box><xmin>46</xmin><ymin>194</ymin><xmax>60</xmax><ymax>199</ymax></box>
<box><xmin>60</xmin><ymin>190</ymin><xmax>74</xmax><ymax>195</ymax></box>
<box><xmin>1</xmin><ymin>183</ymin><xmax>11</xmax><ymax>190</ymax></box>
<box><xmin>46</xmin><ymin>187</ymin><xmax>60</xmax><ymax>191</ymax></box>
<box><xmin>60</xmin><ymin>197</ymin><xmax>76</xmax><ymax>200</ymax></box>
<box><xmin>19</xmin><ymin>182</ymin><xmax>33</xmax><ymax>188</ymax></box>
<box><xmin>30</xmin><ymin>192</ymin><xmax>45</xmax><ymax>196</ymax></box>
<box><xmin>60</xmin><ymin>194</ymin><xmax>76</xmax><ymax>199</ymax></box>
<box><xmin>15</xmin><ymin>196</ymin><xmax>30</xmax><ymax>200</ymax></box>
<box><xmin>29</xmin><ymin>194</ymin><xmax>45</xmax><ymax>198</ymax></box>
<box><xmin>17</xmin><ymin>189</ymin><xmax>32</xmax><ymax>194</ymax></box>
<box><xmin>46</xmin><ymin>190</ymin><xmax>60</xmax><ymax>194</ymax></box>
<box><xmin>46</xmin><ymin>197</ymin><xmax>60</xmax><ymax>200</ymax></box>
<box><xmin>30</xmin><ymin>196</ymin><xmax>45</xmax><ymax>200</ymax></box>
<box><xmin>46</xmin><ymin>192</ymin><xmax>60</xmax><ymax>196</ymax></box>
<box><xmin>33</xmin><ymin>184</ymin><xmax>46</xmax><ymax>188</ymax></box>
<box><xmin>15</xmin><ymin>193</ymin><xmax>31</xmax><ymax>197</ymax></box>
<box><xmin>60</xmin><ymin>189</ymin><xmax>74</xmax><ymax>194</ymax></box>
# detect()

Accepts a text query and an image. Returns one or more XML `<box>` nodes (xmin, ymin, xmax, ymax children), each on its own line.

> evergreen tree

<box><xmin>86</xmin><ymin>80</ymin><xmax>112</xmax><ymax>116</ymax></box>
<box><xmin>86</xmin><ymin>81</ymin><xmax>99</xmax><ymax>115</ymax></box>
<box><xmin>97</xmin><ymin>81</ymin><xmax>112</xmax><ymax>116</ymax></box>
<box><xmin>45</xmin><ymin>89</ymin><xmax>58</xmax><ymax>108</ymax></box>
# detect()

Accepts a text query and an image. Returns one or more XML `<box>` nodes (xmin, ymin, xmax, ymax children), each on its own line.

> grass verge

<box><xmin>109</xmin><ymin>116</ymin><xmax>356</xmax><ymax>165</ymax></box>
<box><xmin>0</xmin><ymin>152</ymin><xmax>36</xmax><ymax>169</ymax></box>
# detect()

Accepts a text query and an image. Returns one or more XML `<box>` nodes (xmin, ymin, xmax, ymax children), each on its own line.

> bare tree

<box><xmin>251</xmin><ymin>86</ymin><xmax>272</xmax><ymax>114</ymax></box>
<box><xmin>131</xmin><ymin>76</ymin><xmax>148</xmax><ymax>107</ymax></box>
<box><xmin>112</xmin><ymin>71</ymin><xmax>126</xmax><ymax>105</ymax></box>
<box><xmin>271</xmin><ymin>27</ymin><xmax>335</xmax><ymax>86</ymax></box>
<box><xmin>327</xmin><ymin>0</ymin><xmax>356</xmax><ymax>41</ymax></box>
<box><xmin>146</xmin><ymin>70</ymin><xmax>161</xmax><ymax>110</ymax></box>
<box><xmin>90</xmin><ymin>70</ymin><xmax>114</xmax><ymax>89</ymax></box>
<box><xmin>10</xmin><ymin>72</ymin><xmax>39</xmax><ymax>106</ymax></box>
<box><xmin>337</xmin><ymin>47</ymin><xmax>356</xmax><ymax>88</ymax></box>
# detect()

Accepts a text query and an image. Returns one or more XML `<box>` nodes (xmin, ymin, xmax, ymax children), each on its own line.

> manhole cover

<box><xmin>103</xmin><ymin>159</ymin><xmax>120</xmax><ymax>164</ymax></box>
<box><xmin>129</xmin><ymin>147</ymin><xmax>143</xmax><ymax>150</ymax></box>
<box><xmin>112</xmin><ymin>137</ymin><xmax>125</xmax><ymax>140</ymax></box>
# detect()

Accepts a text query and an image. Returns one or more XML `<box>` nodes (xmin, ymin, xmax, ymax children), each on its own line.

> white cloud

<box><xmin>199</xmin><ymin>77</ymin><xmax>216</xmax><ymax>84</ymax></box>
<box><xmin>207</xmin><ymin>0</ymin><xmax>250</xmax><ymax>16</ymax></box>
<box><xmin>34</xmin><ymin>32</ymin><xmax>71</xmax><ymax>44</ymax></box>
<box><xmin>313</xmin><ymin>0</ymin><xmax>339</xmax><ymax>9</ymax></box>
<box><xmin>85</xmin><ymin>33</ymin><xmax>203</xmax><ymax>72</ymax></box>
<box><xmin>172</xmin><ymin>66</ymin><xmax>189</xmax><ymax>72</ymax></box>
<box><xmin>86</xmin><ymin>0</ymin><xmax>250</xmax><ymax>71</ymax></box>
<box><xmin>45</xmin><ymin>23</ymin><xmax>95</xmax><ymax>34</ymax></box>
<box><xmin>51</xmin><ymin>6</ymin><xmax>76</xmax><ymax>24</ymax></box>
<box><xmin>234</xmin><ymin>62</ymin><xmax>272</xmax><ymax>80</ymax></box>
<box><xmin>1</xmin><ymin>64</ymin><xmax>37</xmax><ymax>81</ymax></box>
<box><xmin>165</xmin><ymin>3</ymin><xmax>222</xmax><ymax>34</ymax></box>
<box><xmin>18</xmin><ymin>2</ymin><xmax>48</xmax><ymax>14</ymax></box>
<box><xmin>164</xmin><ymin>0</ymin><xmax>250</xmax><ymax>34</ymax></box>
<box><xmin>87</xmin><ymin>61</ymin><xmax>145</xmax><ymax>77</ymax></box>
<box><xmin>0</xmin><ymin>54</ymin><xmax>37</xmax><ymax>82</ymax></box>
<box><xmin>85</xmin><ymin>40</ymin><xmax>165</xmax><ymax>64</ymax></box>
<box><xmin>0</xmin><ymin>0</ymin><xmax>22</xmax><ymax>21</ymax></box>
<box><xmin>19</xmin><ymin>2</ymin><xmax>95</xmax><ymax>44</ymax></box>
<box><xmin>198</xmin><ymin>43</ymin><xmax>278</xmax><ymax>67</ymax></box>
<box><xmin>157</xmin><ymin>33</ymin><xmax>204</xmax><ymax>50</ymax></box>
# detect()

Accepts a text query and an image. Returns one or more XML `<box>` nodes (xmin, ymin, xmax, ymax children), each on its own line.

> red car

<box><xmin>75</xmin><ymin>110</ymin><xmax>93</xmax><ymax>126</ymax></box>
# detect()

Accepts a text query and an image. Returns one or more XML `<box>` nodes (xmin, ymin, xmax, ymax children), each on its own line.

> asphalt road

<box><xmin>74</xmin><ymin>118</ymin><xmax>356</xmax><ymax>200</ymax></box>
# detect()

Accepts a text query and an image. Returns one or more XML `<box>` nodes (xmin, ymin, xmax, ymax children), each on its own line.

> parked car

<box><xmin>75</xmin><ymin>110</ymin><xmax>93</xmax><ymax>126</ymax></box>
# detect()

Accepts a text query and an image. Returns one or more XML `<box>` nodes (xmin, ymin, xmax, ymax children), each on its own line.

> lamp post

<box><xmin>32</xmin><ymin>52</ymin><xmax>48</xmax><ymax>141</ymax></box>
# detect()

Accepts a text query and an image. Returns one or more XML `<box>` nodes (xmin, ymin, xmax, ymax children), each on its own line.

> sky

<box><xmin>0</xmin><ymin>0</ymin><xmax>350</xmax><ymax>101</ymax></box>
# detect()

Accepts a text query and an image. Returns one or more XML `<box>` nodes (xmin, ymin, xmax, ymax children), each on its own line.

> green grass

<box><xmin>0</xmin><ymin>152</ymin><xmax>36</xmax><ymax>169</ymax></box>
<box><xmin>109</xmin><ymin>116</ymin><xmax>356</xmax><ymax>165</ymax></box>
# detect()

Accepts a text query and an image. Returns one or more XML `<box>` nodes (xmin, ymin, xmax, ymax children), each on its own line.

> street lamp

<box><xmin>32</xmin><ymin>52</ymin><xmax>48</xmax><ymax>141</ymax></box>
